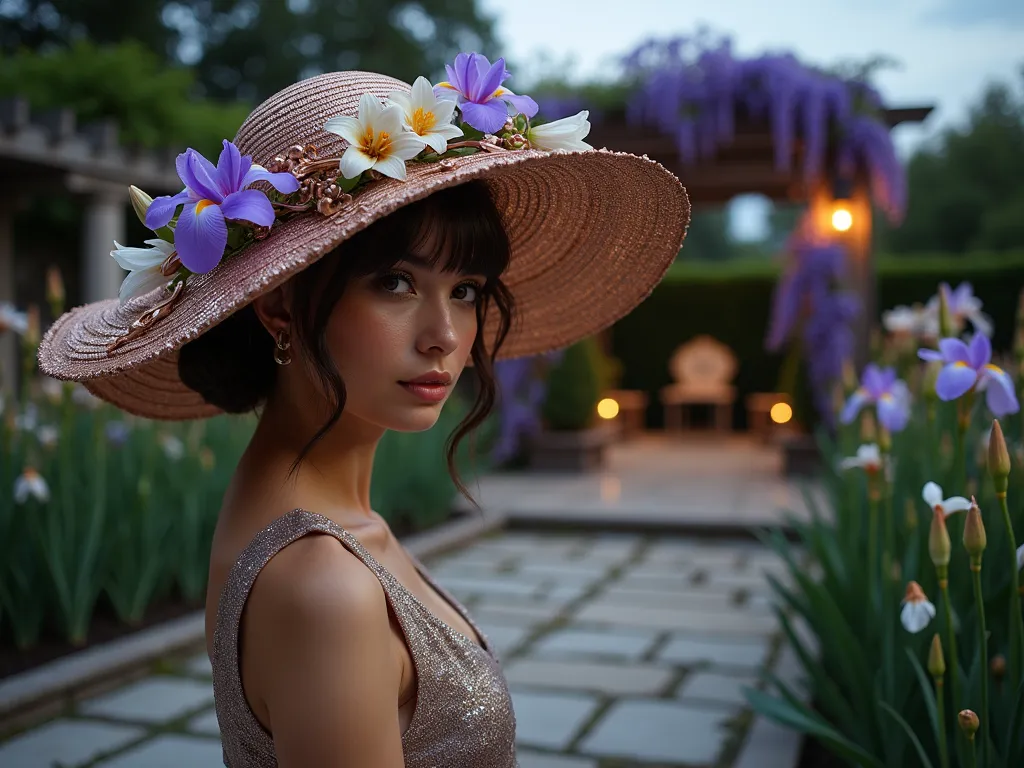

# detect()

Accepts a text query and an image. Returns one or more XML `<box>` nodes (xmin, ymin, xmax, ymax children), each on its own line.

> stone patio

<box><xmin>455</xmin><ymin>434</ymin><xmax>827</xmax><ymax>533</ymax></box>
<box><xmin>0</xmin><ymin>526</ymin><xmax>808</xmax><ymax>767</ymax></box>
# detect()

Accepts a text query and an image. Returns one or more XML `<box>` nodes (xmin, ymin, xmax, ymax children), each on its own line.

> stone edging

<box><xmin>0</xmin><ymin>509</ymin><xmax>506</xmax><ymax>731</ymax></box>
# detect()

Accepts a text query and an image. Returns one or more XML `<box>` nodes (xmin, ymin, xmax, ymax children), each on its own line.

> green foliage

<box><xmin>0</xmin><ymin>0</ymin><xmax>498</xmax><ymax>104</ymax></box>
<box><xmin>0</xmin><ymin>40</ymin><xmax>249</xmax><ymax>156</ymax></box>
<box><xmin>879</xmin><ymin>70</ymin><xmax>1024</xmax><ymax>254</ymax></box>
<box><xmin>541</xmin><ymin>337</ymin><xmax>605</xmax><ymax>431</ymax></box>
<box><xmin>613</xmin><ymin>253</ymin><xmax>1024</xmax><ymax>429</ymax></box>
<box><xmin>746</xmin><ymin>341</ymin><xmax>1024</xmax><ymax>766</ymax></box>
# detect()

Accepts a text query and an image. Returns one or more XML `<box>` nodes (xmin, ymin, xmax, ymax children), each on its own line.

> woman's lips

<box><xmin>398</xmin><ymin>381</ymin><xmax>450</xmax><ymax>403</ymax></box>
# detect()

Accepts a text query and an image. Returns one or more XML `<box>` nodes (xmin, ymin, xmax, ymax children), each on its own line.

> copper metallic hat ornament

<box><xmin>38</xmin><ymin>53</ymin><xmax>690</xmax><ymax>421</ymax></box>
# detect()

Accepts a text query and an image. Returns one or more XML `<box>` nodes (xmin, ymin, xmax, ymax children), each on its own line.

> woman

<box><xmin>38</xmin><ymin>57</ymin><xmax>689</xmax><ymax>767</ymax></box>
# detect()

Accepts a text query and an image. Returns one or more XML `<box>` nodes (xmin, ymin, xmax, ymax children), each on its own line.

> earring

<box><xmin>274</xmin><ymin>329</ymin><xmax>292</xmax><ymax>366</ymax></box>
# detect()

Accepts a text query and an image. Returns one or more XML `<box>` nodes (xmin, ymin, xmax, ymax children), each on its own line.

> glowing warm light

<box><xmin>770</xmin><ymin>402</ymin><xmax>793</xmax><ymax>424</ymax></box>
<box><xmin>831</xmin><ymin>207</ymin><xmax>853</xmax><ymax>232</ymax></box>
<box><xmin>597</xmin><ymin>398</ymin><xmax>620</xmax><ymax>420</ymax></box>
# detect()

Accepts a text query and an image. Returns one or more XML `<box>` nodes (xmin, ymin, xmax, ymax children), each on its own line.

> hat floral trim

<box><xmin>106</xmin><ymin>52</ymin><xmax>592</xmax><ymax>354</ymax></box>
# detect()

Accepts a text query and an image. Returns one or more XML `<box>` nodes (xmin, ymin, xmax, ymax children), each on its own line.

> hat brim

<box><xmin>38</xmin><ymin>146</ymin><xmax>689</xmax><ymax>420</ymax></box>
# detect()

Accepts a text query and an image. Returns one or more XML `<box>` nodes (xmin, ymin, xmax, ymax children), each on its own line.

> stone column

<box><xmin>0</xmin><ymin>207</ymin><xmax>15</xmax><ymax>394</ymax></box>
<box><xmin>82</xmin><ymin>190</ymin><xmax>127</xmax><ymax>303</ymax></box>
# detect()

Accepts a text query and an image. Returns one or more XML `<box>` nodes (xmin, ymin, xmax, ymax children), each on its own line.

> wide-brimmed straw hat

<box><xmin>38</xmin><ymin>61</ymin><xmax>689</xmax><ymax>421</ymax></box>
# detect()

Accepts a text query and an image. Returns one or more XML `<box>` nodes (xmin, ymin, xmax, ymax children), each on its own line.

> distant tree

<box><xmin>0</xmin><ymin>40</ymin><xmax>249</xmax><ymax>156</ymax></box>
<box><xmin>880</xmin><ymin>67</ymin><xmax>1024</xmax><ymax>254</ymax></box>
<box><xmin>0</xmin><ymin>0</ymin><xmax>498</xmax><ymax>103</ymax></box>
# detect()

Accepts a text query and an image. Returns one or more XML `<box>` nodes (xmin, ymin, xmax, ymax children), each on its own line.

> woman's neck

<box><xmin>233</xmin><ymin>393</ymin><xmax>386</xmax><ymax>525</ymax></box>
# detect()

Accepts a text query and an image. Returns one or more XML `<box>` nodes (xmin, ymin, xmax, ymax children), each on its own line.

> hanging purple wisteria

<box><xmin>620</xmin><ymin>33</ymin><xmax>906</xmax><ymax>222</ymax></box>
<box><xmin>765</xmin><ymin>215</ymin><xmax>861</xmax><ymax>423</ymax></box>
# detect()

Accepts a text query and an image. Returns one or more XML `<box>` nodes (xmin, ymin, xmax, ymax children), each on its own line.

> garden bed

<box><xmin>0</xmin><ymin>592</ymin><xmax>203</xmax><ymax>681</ymax></box>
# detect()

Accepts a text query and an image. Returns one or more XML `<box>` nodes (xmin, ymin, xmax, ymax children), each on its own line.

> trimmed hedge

<box><xmin>612</xmin><ymin>252</ymin><xmax>1024</xmax><ymax>429</ymax></box>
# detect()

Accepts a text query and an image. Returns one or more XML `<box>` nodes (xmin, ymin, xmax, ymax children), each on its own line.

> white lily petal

<box><xmin>339</xmin><ymin>146</ymin><xmax>376</xmax><ymax>179</ymax></box>
<box><xmin>324</xmin><ymin>115</ymin><xmax>363</xmax><ymax>146</ymax></box>
<box><xmin>389</xmin><ymin>132</ymin><xmax>428</xmax><ymax>160</ymax></box>
<box><xmin>372</xmin><ymin>153</ymin><xmax>408</xmax><ymax>181</ymax></box>
<box><xmin>371</xmin><ymin>102</ymin><xmax>405</xmax><ymax>138</ymax></box>
<box><xmin>410</xmin><ymin>76</ymin><xmax>434</xmax><ymax>106</ymax></box>
<box><xmin>900</xmin><ymin>600</ymin><xmax>936</xmax><ymax>633</ymax></box>
<box><xmin>119</xmin><ymin>266</ymin><xmax>168</xmax><ymax>305</ymax></box>
<box><xmin>386</xmin><ymin>90</ymin><xmax>413</xmax><ymax>114</ymax></box>
<box><xmin>141</xmin><ymin>239</ymin><xmax>175</xmax><ymax>256</ymax></box>
<box><xmin>421</xmin><ymin>132</ymin><xmax>449</xmax><ymax>155</ymax></box>
<box><xmin>358</xmin><ymin>92</ymin><xmax>385</xmax><ymax>123</ymax></box>
<box><xmin>943</xmin><ymin>496</ymin><xmax>972</xmax><ymax>515</ymax></box>
<box><xmin>110</xmin><ymin>241</ymin><xmax>168</xmax><ymax>272</ymax></box>
<box><xmin>431</xmin><ymin>96</ymin><xmax>458</xmax><ymax>124</ymax></box>
<box><xmin>922</xmin><ymin>482</ymin><xmax>943</xmax><ymax>508</ymax></box>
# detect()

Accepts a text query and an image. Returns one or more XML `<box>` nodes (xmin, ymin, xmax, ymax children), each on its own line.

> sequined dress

<box><xmin>211</xmin><ymin>509</ymin><xmax>518</xmax><ymax>767</ymax></box>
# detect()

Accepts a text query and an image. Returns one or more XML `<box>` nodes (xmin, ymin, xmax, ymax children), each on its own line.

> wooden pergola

<box><xmin>586</xmin><ymin>103</ymin><xmax>935</xmax><ymax>364</ymax></box>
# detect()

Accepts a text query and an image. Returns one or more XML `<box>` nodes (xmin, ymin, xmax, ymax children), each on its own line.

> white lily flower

<box><xmin>900</xmin><ymin>581</ymin><xmax>936</xmax><ymax>633</ymax></box>
<box><xmin>386</xmin><ymin>76</ymin><xmax>463</xmax><ymax>155</ymax></box>
<box><xmin>0</xmin><ymin>302</ymin><xmax>28</xmax><ymax>335</ymax></box>
<box><xmin>839</xmin><ymin>443</ymin><xmax>883</xmax><ymax>473</ymax></box>
<box><xmin>160</xmin><ymin>434</ymin><xmax>185</xmax><ymax>461</ymax></box>
<box><xmin>922</xmin><ymin>481</ymin><xmax>971</xmax><ymax>517</ymax></box>
<box><xmin>72</xmin><ymin>385</ymin><xmax>102</xmax><ymax>409</ymax></box>
<box><xmin>14</xmin><ymin>403</ymin><xmax>38</xmax><ymax>432</ymax></box>
<box><xmin>110</xmin><ymin>239</ymin><xmax>174</xmax><ymax>305</ymax></box>
<box><xmin>40</xmin><ymin>377</ymin><xmax>64</xmax><ymax>404</ymax></box>
<box><xmin>325</xmin><ymin>93</ymin><xmax>426</xmax><ymax>181</ymax></box>
<box><xmin>14</xmin><ymin>467</ymin><xmax>50</xmax><ymax>504</ymax></box>
<box><xmin>527</xmin><ymin>110</ymin><xmax>592</xmax><ymax>152</ymax></box>
<box><xmin>36</xmin><ymin>425</ymin><xmax>59</xmax><ymax>449</ymax></box>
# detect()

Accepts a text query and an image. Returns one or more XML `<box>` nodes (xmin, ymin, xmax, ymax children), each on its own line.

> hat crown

<box><xmin>233</xmin><ymin>71</ymin><xmax>413</xmax><ymax>168</ymax></box>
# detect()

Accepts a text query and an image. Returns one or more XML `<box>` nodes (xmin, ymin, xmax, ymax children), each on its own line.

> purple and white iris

<box><xmin>434</xmin><ymin>52</ymin><xmax>539</xmax><ymax>134</ymax></box>
<box><xmin>917</xmin><ymin>333</ymin><xmax>1020</xmax><ymax>417</ymax></box>
<box><xmin>146</xmin><ymin>140</ymin><xmax>300</xmax><ymax>274</ymax></box>
<box><xmin>840</xmin><ymin>363</ymin><xmax>912</xmax><ymax>433</ymax></box>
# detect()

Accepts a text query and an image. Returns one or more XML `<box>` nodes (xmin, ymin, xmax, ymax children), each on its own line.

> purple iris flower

<box><xmin>840</xmin><ymin>363</ymin><xmax>912</xmax><ymax>432</ymax></box>
<box><xmin>434</xmin><ymin>52</ymin><xmax>539</xmax><ymax>134</ymax></box>
<box><xmin>918</xmin><ymin>333</ymin><xmax>1020</xmax><ymax>416</ymax></box>
<box><xmin>146</xmin><ymin>140</ymin><xmax>300</xmax><ymax>274</ymax></box>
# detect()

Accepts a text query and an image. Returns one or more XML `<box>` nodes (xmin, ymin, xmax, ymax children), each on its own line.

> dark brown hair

<box><xmin>178</xmin><ymin>179</ymin><xmax>515</xmax><ymax>504</ymax></box>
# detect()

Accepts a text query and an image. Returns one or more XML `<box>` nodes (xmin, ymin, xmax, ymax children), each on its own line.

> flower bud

<box><xmin>928</xmin><ymin>633</ymin><xmax>945</xmax><ymax>677</ymax></box>
<box><xmin>988</xmin><ymin>419</ymin><xmax>1011</xmax><ymax>495</ymax></box>
<box><xmin>929</xmin><ymin>508</ymin><xmax>951</xmax><ymax>573</ymax></box>
<box><xmin>129</xmin><ymin>185</ymin><xmax>153</xmax><ymax>226</ymax></box>
<box><xmin>991</xmin><ymin>654</ymin><xmax>1006</xmax><ymax>682</ymax></box>
<box><xmin>45</xmin><ymin>266</ymin><xmax>65</xmax><ymax>315</ymax></box>
<box><xmin>958</xmin><ymin>709</ymin><xmax>979</xmax><ymax>740</ymax></box>
<box><xmin>939</xmin><ymin>283</ymin><xmax>955</xmax><ymax>338</ymax></box>
<box><xmin>963</xmin><ymin>497</ymin><xmax>987</xmax><ymax>567</ymax></box>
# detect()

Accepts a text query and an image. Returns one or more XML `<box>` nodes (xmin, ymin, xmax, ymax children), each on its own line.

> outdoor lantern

<box><xmin>770</xmin><ymin>401</ymin><xmax>793</xmax><ymax>424</ymax></box>
<box><xmin>597</xmin><ymin>397</ymin><xmax>620</xmax><ymax>420</ymax></box>
<box><xmin>831</xmin><ymin>206</ymin><xmax>853</xmax><ymax>232</ymax></box>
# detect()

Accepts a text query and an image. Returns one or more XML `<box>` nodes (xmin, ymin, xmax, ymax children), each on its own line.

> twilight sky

<box><xmin>479</xmin><ymin>0</ymin><xmax>1023</xmax><ymax>157</ymax></box>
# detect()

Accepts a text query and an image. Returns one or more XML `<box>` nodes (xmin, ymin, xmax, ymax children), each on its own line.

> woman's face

<box><xmin>322</xmin><ymin>240</ymin><xmax>486</xmax><ymax>433</ymax></box>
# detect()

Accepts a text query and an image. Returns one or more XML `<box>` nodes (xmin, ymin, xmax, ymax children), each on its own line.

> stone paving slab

<box><xmin>577</xmin><ymin>699</ymin><xmax>735</xmax><ymax>764</ymax></box>
<box><xmin>517</xmin><ymin>750</ymin><xmax>598</xmax><ymax>768</ymax></box>
<box><xmin>658</xmin><ymin>635</ymin><xmax>771</xmax><ymax>670</ymax></box>
<box><xmin>572</xmin><ymin>601</ymin><xmax>779</xmax><ymax>635</ymax></box>
<box><xmin>510</xmin><ymin>689</ymin><xmax>600</xmax><ymax>751</ymax></box>
<box><xmin>78</xmin><ymin>677</ymin><xmax>214</xmax><ymax>724</ymax></box>
<box><xmin>530</xmin><ymin>627</ymin><xmax>660</xmax><ymax>661</ymax></box>
<box><xmin>678</xmin><ymin>671</ymin><xmax>762</xmax><ymax>707</ymax></box>
<box><xmin>186</xmin><ymin>708</ymin><xmax>221</xmax><ymax>737</ymax></box>
<box><xmin>505</xmin><ymin>659</ymin><xmax>675</xmax><ymax>696</ymax></box>
<box><xmin>0</xmin><ymin>718</ymin><xmax>145</xmax><ymax>768</ymax></box>
<box><xmin>97</xmin><ymin>733</ymin><xmax>224</xmax><ymax>767</ymax></box>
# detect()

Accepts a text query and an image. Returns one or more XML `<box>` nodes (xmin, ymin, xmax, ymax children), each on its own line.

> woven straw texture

<box><xmin>38</xmin><ymin>71</ymin><xmax>690</xmax><ymax>420</ymax></box>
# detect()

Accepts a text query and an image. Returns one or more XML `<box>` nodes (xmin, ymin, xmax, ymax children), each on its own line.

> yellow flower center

<box><xmin>195</xmin><ymin>199</ymin><xmax>216</xmax><ymax>215</ymax></box>
<box><xmin>361</xmin><ymin>126</ymin><xmax>392</xmax><ymax>159</ymax></box>
<box><xmin>411</xmin><ymin>107</ymin><xmax>436</xmax><ymax>135</ymax></box>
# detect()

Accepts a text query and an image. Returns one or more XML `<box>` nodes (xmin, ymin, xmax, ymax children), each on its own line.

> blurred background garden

<box><xmin>1</xmin><ymin>1</ymin><xmax>1023</xmax><ymax>766</ymax></box>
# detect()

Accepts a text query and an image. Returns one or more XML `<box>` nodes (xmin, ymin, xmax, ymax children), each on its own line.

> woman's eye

<box><xmin>453</xmin><ymin>283</ymin><xmax>479</xmax><ymax>303</ymax></box>
<box><xmin>381</xmin><ymin>273</ymin><xmax>413</xmax><ymax>294</ymax></box>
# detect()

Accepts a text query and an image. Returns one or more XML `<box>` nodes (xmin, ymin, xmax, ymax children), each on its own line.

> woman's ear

<box><xmin>251</xmin><ymin>284</ymin><xmax>293</xmax><ymax>341</ymax></box>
